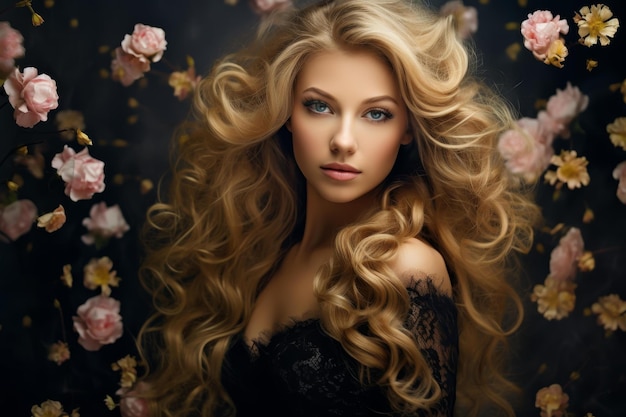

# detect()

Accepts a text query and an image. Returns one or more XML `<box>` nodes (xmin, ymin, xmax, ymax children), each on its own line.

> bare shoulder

<box><xmin>389</xmin><ymin>237</ymin><xmax>452</xmax><ymax>295</ymax></box>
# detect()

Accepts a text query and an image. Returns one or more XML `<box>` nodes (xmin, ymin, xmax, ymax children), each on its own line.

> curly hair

<box><xmin>137</xmin><ymin>1</ymin><xmax>540</xmax><ymax>416</ymax></box>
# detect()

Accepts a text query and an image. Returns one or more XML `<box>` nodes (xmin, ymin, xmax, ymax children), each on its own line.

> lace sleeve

<box><xmin>404</xmin><ymin>277</ymin><xmax>459</xmax><ymax>417</ymax></box>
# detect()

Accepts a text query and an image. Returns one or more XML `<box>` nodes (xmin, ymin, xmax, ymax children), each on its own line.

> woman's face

<box><xmin>289</xmin><ymin>48</ymin><xmax>411</xmax><ymax>205</ymax></box>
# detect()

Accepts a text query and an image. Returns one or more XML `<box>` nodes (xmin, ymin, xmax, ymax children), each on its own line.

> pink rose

<box><xmin>543</xmin><ymin>82</ymin><xmax>589</xmax><ymax>138</ymax></box>
<box><xmin>111</xmin><ymin>47</ymin><xmax>151</xmax><ymax>87</ymax></box>
<box><xmin>521</xmin><ymin>10</ymin><xmax>569</xmax><ymax>61</ymax></box>
<box><xmin>121</xmin><ymin>23</ymin><xmax>167</xmax><ymax>63</ymax></box>
<box><xmin>0</xmin><ymin>199</ymin><xmax>37</xmax><ymax>241</ymax></box>
<box><xmin>0</xmin><ymin>22</ymin><xmax>25</xmax><ymax>75</ymax></box>
<box><xmin>51</xmin><ymin>145</ymin><xmax>106</xmax><ymax>202</ymax></box>
<box><xmin>549</xmin><ymin>228</ymin><xmax>584</xmax><ymax>282</ymax></box>
<box><xmin>612</xmin><ymin>161</ymin><xmax>626</xmax><ymax>204</ymax></box>
<box><xmin>497</xmin><ymin>117</ymin><xmax>554</xmax><ymax>182</ymax></box>
<box><xmin>249</xmin><ymin>0</ymin><xmax>292</xmax><ymax>15</ymax></box>
<box><xmin>72</xmin><ymin>295</ymin><xmax>123</xmax><ymax>351</ymax></box>
<box><xmin>439</xmin><ymin>0</ymin><xmax>478</xmax><ymax>39</ymax></box>
<box><xmin>3</xmin><ymin>67</ymin><xmax>59</xmax><ymax>128</ymax></box>
<box><xmin>82</xmin><ymin>202</ymin><xmax>130</xmax><ymax>245</ymax></box>
<box><xmin>117</xmin><ymin>382</ymin><xmax>150</xmax><ymax>417</ymax></box>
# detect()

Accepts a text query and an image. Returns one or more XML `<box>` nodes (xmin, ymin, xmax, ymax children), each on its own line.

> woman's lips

<box><xmin>321</xmin><ymin>163</ymin><xmax>361</xmax><ymax>181</ymax></box>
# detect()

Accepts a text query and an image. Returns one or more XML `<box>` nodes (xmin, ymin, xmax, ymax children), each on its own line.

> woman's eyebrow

<box><xmin>301</xmin><ymin>87</ymin><xmax>399</xmax><ymax>105</ymax></box>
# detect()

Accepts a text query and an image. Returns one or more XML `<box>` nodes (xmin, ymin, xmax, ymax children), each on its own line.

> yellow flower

<box><xmin>531</xmin><ymin>276</ymin><xmax>577</xmax><ymax>320</ymax></box>
<box><xmin>31</xmin><ymin>400</ymin><xmax>64</xmax><ymax>417</ymax></box>
<box><xmin>535</xmin><ymin>384</ymin><xmax>569</xmax><ymax>417</ymax></box>
<box><xmin>31</xmin><ymin>11</ymin><xmax>44</xmax><ymax>26</ymax></box>
<box><xmin>543</xmin><ymin>39</ymin><xmax>568</xmax><ymax>68</ymax></box>
<box><xmin>83</xmin><ymin>256</ymin><xmax>121</xmax><ymax>296</ymax></box>
<box><xmin>544</xmin><ymin>150</ymin><xmax>590</xmax><ymax>190</ymax></box>
<box><xmin>591</xmin><ymin>294</ymin><xmax>626</xmax><ymax>331</ymax></box>
<box><xmin>585</xmin><ymin>59</ymin><xmax>598</xmax><ymax>71</ymax></box>
<box><xmin>577</xmin><ymin>251</ymin><xmax>595</xmax><ymax>272</ymax></box>
<box><xmin>55</xmin><ymin>110</ymin><xmax>85</xmax><ymax>141</ymax></box>
<box><xmin>582</xmin><ymin>207</ymin><xmax>594</xmax><ymax>223</ymax></box>
<box><xmin>47</xmin><ymin>341</ymin><xmax>70</xmax><ymax>365</ymax></box>
<box><xmin>621</xmin><ymin>78</ymin><xmax>626</xmax><ymax>103</ymax></box>
<box><xmin>607</xmin><ymin>116</ymin><xmax>626</xmax><ymax>150</ymax></box>
<box><xmin>104</xmin><ymin>396</ymin><xmax>117</xmax><ymax>411</ymax></box>
<box><xmin>76</xmin><ymin>129</ymin><xmax>93</xmax><ymax>146</ymax></box>
<box><xmin>37</xmin><ymin>205</ymin><xmax>66</xmax><ymax>233</ymax></box>
<box><xmin>575</xmin><ymin>4</ymin><xmax>620</xmax><ymax>47</ymax></box>
<box><xmin>111</xmin><ymin>355</ymin><xmax>138</xmax><ymax>388</ymax></box>
<box><xmin>60</xmin><ymin>264</ymin><xmax>73</xmax><ymax>287</ymax></box>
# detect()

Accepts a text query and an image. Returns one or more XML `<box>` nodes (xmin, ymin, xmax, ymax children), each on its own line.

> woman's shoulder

<box><xmin>389</xmin><ymin>237</ymin><xmax>452</xmax><ymax>296</ymax></box>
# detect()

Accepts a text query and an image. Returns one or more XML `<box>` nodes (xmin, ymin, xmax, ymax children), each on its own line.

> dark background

<box><xmin>1</xmin><ymin>0</ymin><xmax>625</xmax><ymax>416</ymax></box>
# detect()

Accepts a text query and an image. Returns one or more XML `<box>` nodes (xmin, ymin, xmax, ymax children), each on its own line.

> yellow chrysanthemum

<box><xmin>544</xmin><ymin>38</ymin><xmax>568</xmax><ymax>68</ymax></box>
<box><xmin>544</xmin><ymin>150</ymin><xmax>590</xmax><ymax>190</ymax></box>
<box><xmin>607</xmin><ymin>116</ymin><xmax>626</xmax><ymax>150</ymax></box>
<box><xmin>31</xmin><ymin>400</ymin><xmax>65</xmax><ymax>417</ymax></box>
<box><xmin>591</xmin><ymin>294</ymin><xmax>626</xmax><ymax>331</ymax></box>
<box><xmin>83</xmin><ymin>256</ymin><xmax>121</xmax><ymax>296</ymax></box>
<box><xmin>111</xmin><ymin>355</ymin><xmax>138</xmax><ymax>388</ymax></box>
<box><xmin>575</xmin><ymin>4</ymin><xmax>620</xmax><ymax>47</ymax></box>
<box><xmin>531</xmin><ymin>276</ymin><xmax>577</xmax><ymax>320</ymax></box>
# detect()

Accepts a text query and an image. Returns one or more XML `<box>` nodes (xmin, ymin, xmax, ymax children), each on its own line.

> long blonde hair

<box><xmin>138</xmin><ymin>1</ymin><xmax>540</xmax><ymax>416</ymax></box>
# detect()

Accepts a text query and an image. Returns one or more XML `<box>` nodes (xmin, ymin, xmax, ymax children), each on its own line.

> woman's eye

<box><xmin>365</xmin><ymin>109</ymin><xmax>392</xmax><ymax>122</ymax></box>
<box><xmin>304</xmin><ymin>100</ymin><xmax>330</xmax><ymax>114</ymax></box>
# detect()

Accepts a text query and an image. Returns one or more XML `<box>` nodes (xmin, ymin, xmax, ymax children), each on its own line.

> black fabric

<box><xmin>221</xmin><ymin>278</ymin><xmax>458</xmax><ymax>417</ymax></box>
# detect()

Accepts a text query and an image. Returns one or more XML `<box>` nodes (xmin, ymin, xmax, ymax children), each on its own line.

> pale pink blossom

<box><xmin>497</xmin><ymin>117</ymin><xmax>554</xmax><ymax>182</ymax></box>
<box><xmin>121</xmin><ymin>23</ymin><xmax>167</xmax><ymax>63</ymax></box>
<box><xmin>0</xmin><ymin>199</ymin><xmax>37</xmax><ymax>241</ymax></box>
<box><xmin>0</xmin><ymin>22</ymin><xmax>25</xmax><ymax>75</ymax></box>
<box><xmin>540</xmin><ymin>83</ymin><xmax>589</xmax><ymax>138</ymax></box>
<box><xmin>51</xmin><ymin>145</ymin><xmax>106</xmax><ymax>202</ymax></box>
<box><xmin>249</xmin><ymin>0</ymin><xmax>292</xmax><ymax>15</ymax></box>
<box><xmin>111</xmin><ymin>47</ymin><xmax>151</xmax><ymax>87</ymax></box>
<box><xmin>535</xmin><ymin>384</ymin><xmax>569</xmax><ymax>417</ymax></box>
<box><xmin>549</xmin><ymin>227</ymin><xmax>584</xmax><ymax>282</ymax></box>
<box><xmin>521</xmin><ymin>10</ymin><xmax>569</xmax><ymax>61</ymax></box>
<box><xmin>82</xmin><ymin>202</ymin><xmax>130</xmax><ymax>245</ymax></box>
<box><xmin>36</xmin><ymin>204</ymin><xmax>66</xmax><ymax>233</ymax></box>
<box><xmin>3</xmin><ymin>67</ymin><xmax>59</xmax><ymax>128</ymax></box>
<box><xmin>72</xmin><ymin>295</ymin><xmax>123</xmax><ymax>351</ymax></box>
<box><xmin>117</xmin><ymin>382</ymin><xmax>150</xmax><ymax>417</ymax></box>
<box><xmin>439</xmin><ymin>0</ymin><xmax>478</xmax><ymax>39</ymax></box>
<box><xmin>612</xmin><ymin>161</ymin><xmax>626</xmax><ymax>204</ymax></box>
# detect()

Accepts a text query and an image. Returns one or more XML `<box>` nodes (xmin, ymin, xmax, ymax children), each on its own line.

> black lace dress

<box><xmin>221</xmin><ymin>279</ymin><xmax>458</xmax><ymax>417</ymax></box>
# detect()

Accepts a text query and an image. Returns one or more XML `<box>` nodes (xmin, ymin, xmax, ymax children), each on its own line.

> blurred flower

<box><xmin>531</xmin><ymin>276</ymin><xmax>577</xmax><ymax>320</ymax></box>
<box><xmin>574</xmin><ymin>4</ymin><xmax>620</xmax><ymax>47</ymax></box>
<box><xmin>535</xmin><ymin>384</ymin><xmax>569</xmax><ymax>417</ymax></box>
<box><xmin>0</xmin><ymin>199</ymin><xmax>37</xmax><ymax>241</ymax></box>
<box><xmin>111</xmin><ymin>47</ymin><xmax>150</xmax><ymax>87</ymax></box>
<box><xmin>117</xmin><ymin>382</ymin><xmax>150</xmax><ymax>417</ymax></box>
<box><xmin>577</xmin><ymin>250</ymin><xmax>595</xmax><ymax>272</ymax></box>
<box><xmin>544</xmin><ymin>150</ymin><xmax>590</xmax><ymax>190</ymax></box>
<box><xmin>31</xmin><ymin>400</ymin><xmax>64</xmax><ymax>417</ymax></box>
<box><xmin>104</xmin><ymin>396</ymin><xmax>117</xmax><ymax>411</ymax></box>
<box><xmin>60</xmin><ymin>264</ymin><xmax>72</xmax><ymax>287</ymax></box>
<box><xmin>121</xmin><ymin>23</ymin><xmax>167</xmax><ymax>63</ymax></box>
<box><xmin>591</xmin><ymin>294</ymin><xmax>626</xmax><ymax>332</ymax></box>
<box><xmin>83</xmin><ymin>256</ymin><xmax>120</xmax><ymax>296</ymax></box>
<box><xmin>0</xmin><ymin>22</ymin><xmax>25</xmax><ymax>76</ymax></box>
<box><xmin>47</xmin><ymin>341</ymin><xmax>70</xmax><ymax>365</ymax></box>
<box><xmin>3</xmin><ymin>67</ymin><xmax>59</xmax><ymax>128</ymax></box>
<box><xmin>249</xmin><ymin>0</ymin><xmax>291</xmax><ymax>15</ymax></box>
<box><xmin>521</xmin><ymin>10</ymin><xmax>569</xmax><ymax>63</ymax></box>
<box><xmin>51</xmin><ymin>145</ymin><xmax>106</xmax><ymax>202</ymax></box>
<box><xmin>76</xmin><ymin>129</ymin><xmax>92</xmax><ymax>146</ymax></box>
<box><xmin>585</xmin><ymin>59</ymin><xmax>598</xmax><ymax>71</ymax></box>
<box><xmin>72</xmin><ymin>295</ymin><xmax>123</xmax><ymax>351</ymax></box>
<box><xmin>14</xmin><ymin>147</ymin><xmax>45</xmax><ymax>179</ymax></box>
<box><xmin>549</xmin><ymin>227</ymin><xmax>584</xmax><ymax>282</ymax></box>
<box><xmin>81</xmin><ymin>202</ymin><xmax>129</xmax><ymax>245</ymax></box>
<box><xmin>539</xmin><ymin>82</ymin><xmax>589</xmax><ymax>139</ymax></box>
<box><xmin>37</xmin><ymin>205</ymin><xmax>66</xmax><ymax>233</ymax></box>
<box><xmin>582</xmin><ymin>207</ymin><xmax>594</xmax><ymax>223</ymax></box>
<box><xmin>112</xmin><ymin>355</ymin><xmax>138</xmax><ymax>388</ymax></box>
<box><xmin>439</xmin><ymin>0</ymin><xmax>478</xmax><ymax>39</ymax></box>
<box><xmin>497</xmin><ymin>117</ymin><xmax>554</xmax><ymax>182</ymax></box>
<box><xmin>168</xmin><ymin>57</ymin><xmax>201</xmax><ymax>100</ymax></box>
<box><xmin>54</xmin><ymin>110</ymin><xmax>85</xmax><ymax>141</ymax></box>
<box><xmin>607</xmin><ymin>116</ymin><xmax>626</xmax><ymax>150</ymax></box>
<box><xmin>612</xmin><ymin>161</ymin><xmax>626</xmax><ymax>204</ymax></box>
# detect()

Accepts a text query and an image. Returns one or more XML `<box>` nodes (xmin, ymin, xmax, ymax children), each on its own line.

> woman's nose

<box><xmin>329</xmin><ymin>117</ymin><xmax>357</xmax><ymax>154</ymax></box>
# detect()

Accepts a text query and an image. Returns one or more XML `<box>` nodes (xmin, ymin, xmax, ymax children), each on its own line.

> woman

<box><xmin>138</xmin><ymin>1</ymin><xmax>539</xmax><ymax>416</ymax></box>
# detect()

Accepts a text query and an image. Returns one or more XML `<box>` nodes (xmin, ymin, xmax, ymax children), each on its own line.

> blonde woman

<box><xmin>138</xmin><ymin>1</ymin><xmax>539</xmax><ymax>416</ymax></box>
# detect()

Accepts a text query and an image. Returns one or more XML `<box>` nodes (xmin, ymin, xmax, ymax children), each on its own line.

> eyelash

<box><xmin>302</xmin><ymin>98</ymin><xmax>393</xmax><ymax>123</ymax></box>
